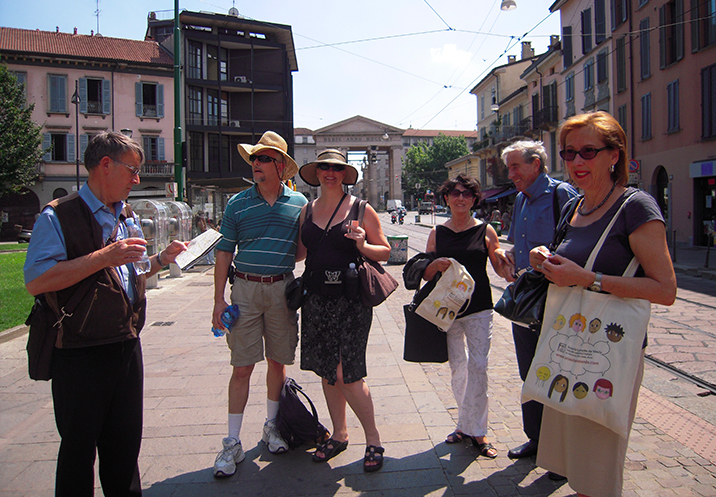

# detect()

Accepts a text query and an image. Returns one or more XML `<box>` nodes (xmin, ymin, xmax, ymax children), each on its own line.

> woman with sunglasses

<box><xmin>297</xmin><ymin>149</ymin><xmax>391</xmax><ymax>472</ymax></box>
<box><xmin>529</xmin><ymin>112</ymin><xmax>676</xmax><ymax>497</ymax></box>
<box><xmin>422</xmin><ymin>173</ymin><xmax>510</xmax><ymax>459</ymax></box>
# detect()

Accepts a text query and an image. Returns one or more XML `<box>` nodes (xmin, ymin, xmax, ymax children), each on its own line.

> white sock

<box><xmin>228</xmin><ymin>413</ymin><xmax>243</xmax><ymax>441</ymax></box>
<box><xmin>266</xmin><ymin>399</ymin><xmax>280</xmax><ymax>422</ymax></box>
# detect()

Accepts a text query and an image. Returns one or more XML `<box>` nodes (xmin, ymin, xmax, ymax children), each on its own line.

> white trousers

<box><xmin>446</xmin><ymin>309</ymin><xmax>493</xmax><ymax>437</ymax></box>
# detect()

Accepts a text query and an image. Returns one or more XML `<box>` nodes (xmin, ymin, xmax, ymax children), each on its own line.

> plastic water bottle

<box><xmin>345</xmin><ymin>262</ymin><xmax>360</xmax><ymax>301</ymax></box>
<box><xmin>212</xmin><ymin>304</ymin><xmax>240</xmax><ymax>337</ymax></box>
<box><xmin>125</xmin><ymin>218</ymin><xmax>151</xmax><ymax>274</ymax></box>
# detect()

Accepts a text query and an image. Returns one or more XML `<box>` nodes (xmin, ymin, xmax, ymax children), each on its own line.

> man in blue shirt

<box><xmin>211</xmin><ymin>131</ymin><xmax>307</xmax><ymax>477</ymax></box>
<box><xmin>24</xmin><ymin>132</ymin><xmax>186</xmax><ymax>496</ymax></box>
<box><xmin>499</xmin><ymin>141</ymin><xmax>578</xmax><ymax>463</ymax></box>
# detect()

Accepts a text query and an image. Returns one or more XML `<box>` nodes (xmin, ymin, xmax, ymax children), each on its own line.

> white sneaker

<box><xmin>213</xmin><ymin>437</ymin><xmax>245</xmax><ymax>477</ymax></box>
<box><xmin>262</xmin><ymin>419</ymin><xmax>289</xmax><ymax>454</ymax></box>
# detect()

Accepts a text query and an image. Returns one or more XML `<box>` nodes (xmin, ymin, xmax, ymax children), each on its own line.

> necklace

<box><xmin>451</xmin><ymin>217</ymin><xmax>475</xmax><ymax>232</ymax></box>
<box><xmin>578</xmin><ymin>182</ymin><xmax>616</xmax><ymax>216</ymax></box>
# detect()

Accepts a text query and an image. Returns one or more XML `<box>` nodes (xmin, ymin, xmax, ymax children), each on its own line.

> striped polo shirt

<box><xmin>216</xmin><ymin>183</ymin><xmax>307</xmax><ymax>275</ymax></box>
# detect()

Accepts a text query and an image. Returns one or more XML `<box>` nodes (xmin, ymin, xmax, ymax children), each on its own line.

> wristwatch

<box><xmin>588</xmin><ymin>271</ymin><xmax>603</xmax><ymax>292</ymax></box>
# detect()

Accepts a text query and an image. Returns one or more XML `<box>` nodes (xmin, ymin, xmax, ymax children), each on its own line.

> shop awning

<box><xmin>484</xmin><ymin>188</ymin><xmax>516</xmax><ymax>203</ymax></box>
<box><xmin>479</xmin><ymin>187</ymin><xmax>507</xmax><ymax>202</ymax></box>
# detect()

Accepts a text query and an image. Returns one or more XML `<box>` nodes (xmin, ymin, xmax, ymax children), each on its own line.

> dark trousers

<box><xmin>512</xmin><ymin>323</ymin><xmax>543</xmax><ymax>442</ymax></box>
<box><xmin>51</xmin><ymin>338</ymin><xmax>143</xmax><ymax>497</ymax></box>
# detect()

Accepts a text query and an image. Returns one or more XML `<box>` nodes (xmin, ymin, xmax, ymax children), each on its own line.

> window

<box><xmin>142</xmin><ymin>136</ymin><xmax>165</xmax><ymax>162</ymax></box>
<box><xmin>135</xmin><ymin>82</ymin><xmax>164</xmax><ymax>118</ymax></box>
<box><xmin>703</xmin><ymin>63</ymin><xmax>716</xmax><ymax>139</ymax></box>
<box><xmin>79</xmin><ymin>78</ymin><xmax>110</xmax><ymax>114</ymax></box>
<box><xmin>565</xmin><ymin>73</ymin><xmax>575</xmax><ymax>101</ymax></box>
<box><xmin>188</xmin><ymin>86</ymin><xmax>202</xmax><ymax>125</ymax></box>
<box><xmin>513</xmin><ymin>104</ymin><xmax>523</xmax><ymax>125</ymax></box>
<box><xmin>641</xmin><ymin>93</ymin><xmax>652</xmax><ymax>140</ymax></box>
<box><xmin>639</xmin><ymin>18</ymin><xmax>651</xmax><ymax>79</ymax></box>
<box><xmin>48</xmin><ymin>74</ymin><xmax>67</xmax><ymax>113</ymax></box>
<box><xmin>207</xmin><ymin>133</ymin><xmax>230</xmax><ymax>171</ymax></box>
<box><xmin>189</xmin><ymin>132</ymin><xmax>204</xmax><ymax>171</ymax></box>
<box><xmin>584</xmin><ymin>60</ymin><xmax>594</xmax><ymax>91</ymax></box>
<box><xmin>660</xmin><ymin>0</ymin><xmax>684</xmax><ymax>68</ymax></box>
<box><xmin>582</xmin><ymin>8</ymin><xmax>593</xmax><ymax>54</ymax></box>
<box><xmin>11</xmin><ymin>71</ymin><xmax>27</xmax><ymax>102</ymax></box>
<box><xmin>616</xmin><ymin>37</ymin><xmax>627</xmax><ymax>92</ymax></box>
<box><xmin>207</xmin><ymin>45</ymin><xmax>228</xmax><ymax>81</ymax></box>
<box><xmin>617</xmin><ymin>104</ymin><xmax>628</xmax><ymax>134</ymax></box>
<box><xmin>480</xmin><ymin>95</ymin><xmax>485</xmax><ymax>121</ymax></box>
<box><xmin>563</xmin><ymin>26</ymin><xmax>573</xmax><ymax>68</ymax></box>
<box><xmin>187</xmin><ymin>40</ymin><xmax>202</xmax><ymax>79</ymax></box>
<box><xmin>597</xmin><ymin>50</ymin><xmax>609</xmax><ymax>83</ymax></box>
<box><xmin>611</xmin><ymin>0</ymin><xmax>628</xmax><ymax>30</ymax></box>
<box><xmin>692</xmin><ymin>0</ymin><xmax>716</xmax><ymax>51</ymax></box>
<box><xmin>42</xmin><ymin>133</ymin><xmax>75</xmax><ymax>162</ymax></box>
<box><xmin>667</xmin><ymin>80</ymin><xmax>680</xmax><ymax>132</ymax></box>
<box><xmin>595</xmin><ymin>0</ymin><xmax>607</xmax><ymax>44</ymax></box>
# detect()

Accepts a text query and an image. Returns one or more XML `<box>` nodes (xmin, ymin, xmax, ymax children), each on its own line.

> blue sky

<box><xmin>1</xmin><ymin>0</ymin><xmax>561</xmax><ymax>132</ymax></box>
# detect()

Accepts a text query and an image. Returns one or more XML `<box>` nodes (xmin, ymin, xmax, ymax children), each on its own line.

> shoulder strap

<box><xmin>584</xmin><ymin>190</ymin><xmax>638</xmax><ymax>272</ymax></box>
<box><xmin>358</xmin><ymin>199</ymin><xmax>367</xmax><ymax>226</ymax></box>
<box><xmin>551</xmin><ymin>183</ymin><xmax>562</xmax><ymax>228</ymax></box>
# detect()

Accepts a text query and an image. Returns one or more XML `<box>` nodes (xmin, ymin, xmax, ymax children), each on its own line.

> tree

<box><xmin>402</xmin><ymin>134</ymin><xmax>469</xmax><ymax>201</ymax></box>
<box><xmin>0</xmin><ymin>63</ymin><xmax>44</xmax><ymax>197</ymax></box>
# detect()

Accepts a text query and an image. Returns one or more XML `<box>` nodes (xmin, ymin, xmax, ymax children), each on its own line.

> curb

<box><xmin>0</xmin><ymin>324</ymin><xmax>29</xmax><ymax>344</ymax></box>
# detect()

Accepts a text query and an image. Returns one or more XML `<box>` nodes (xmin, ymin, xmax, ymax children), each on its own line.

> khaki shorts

<box><xmin>227</xmin><ymin>274</ymin><xmax>298</xmax><ymax>367</ymax></box>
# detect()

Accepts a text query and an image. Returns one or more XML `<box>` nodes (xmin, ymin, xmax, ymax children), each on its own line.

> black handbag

<box><xmin>493</xmin><ymin>269</ymin><xmax>549</xmax><ymax>328</ymax></box>
<box><xmin>285</xmin><ymin>277</ymin><xmax>306</xmax><ymax>311</ymax></box>
<box><xmin>403</xmin><ymin>279</ymin><xmax>448</xmax><ymax>363</ymax></box>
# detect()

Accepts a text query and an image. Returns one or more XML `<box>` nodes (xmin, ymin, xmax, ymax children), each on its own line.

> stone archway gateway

<box><xmin>313</xmin><ymin>116</ymin><xmax>404</xmax><ymax>207</ymax></box>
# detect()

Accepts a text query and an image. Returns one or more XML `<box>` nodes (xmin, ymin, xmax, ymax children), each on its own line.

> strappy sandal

<box><xmin>312</xmin><ymin>438</ymin><xmax>348</xmax><ymax>463</ymax></box>
<box><xmin>445</xmin><ymin>430</ymin><xmax>466</xmax><ymax>444</ymax></box>
<box><xmin>363</xmin><ymin>445</ymin><xmax>384</xmax><ymax>472</ymax></box>
<box><xmin>473</xmin><ymin>440</ymin><xmax>498</xmax><ymax>459</ymax></box>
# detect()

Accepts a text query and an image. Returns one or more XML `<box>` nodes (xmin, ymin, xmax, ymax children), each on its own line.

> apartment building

<box><xmin>0</xmin><ymin>26</ymin><xmax>175</xmax><ymax>237</ymax></box>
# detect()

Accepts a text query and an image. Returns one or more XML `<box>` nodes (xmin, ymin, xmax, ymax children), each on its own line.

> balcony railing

<box><xmin>532</xmin><ymin>106</ymin><xmax>559</xmax><ymax>129</ymax></box>
<box><xmin>142</xmin><ymin>162</ymin><xmax>176</xmax><ymax>176</ymax></box>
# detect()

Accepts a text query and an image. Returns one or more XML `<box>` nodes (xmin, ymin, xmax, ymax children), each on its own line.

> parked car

<box><xmin>418</xmin><ymin>202</ymin><xmax>433</xmax><ymax>215</ymax></box>
<box><xmin>434</xmin><ymin>205</ymin><xmax>445</xmax><ymax>213</ymax></box>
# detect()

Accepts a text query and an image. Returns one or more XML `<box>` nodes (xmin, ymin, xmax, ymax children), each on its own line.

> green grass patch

<box><xmin>0</xmin><ymin>242</ymin><xmax>28</xmax><ymax>253</ymax></box>
<box><xmin>0</xmin><ymin>251</ymin><xmax>33</xmax><ymax>331</ymax></box>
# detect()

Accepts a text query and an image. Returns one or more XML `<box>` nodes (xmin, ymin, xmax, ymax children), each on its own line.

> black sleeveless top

<box><xmin>435</xmin><ymin>222</ymin><xmax>493</xmax><ymax>315</ymax></box>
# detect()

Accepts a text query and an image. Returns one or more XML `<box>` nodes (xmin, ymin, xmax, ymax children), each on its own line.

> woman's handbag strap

<box><xmin>584</xmin><ymin>190</ymin><xmax>638</xmax><ymax>272</ymax></box>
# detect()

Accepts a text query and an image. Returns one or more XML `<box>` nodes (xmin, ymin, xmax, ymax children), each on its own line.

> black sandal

<box><xmin>312</xmin><ymin>438</ymin><xmax>348</xmax><ymax>463</ymax></box>
<box><xmin>363</xmin><ymin>445</ymin><xmax>384</xmax><ymax>472</ymax></box>
<box><xmin>445</xmin><ymin>430</ymin><xmax>466</xmax><ymax>444</ymax></box>
<box><xmin>474</xmin><ymin>440</ymin><xmax>498</xmax><ymax>459</ymax></box>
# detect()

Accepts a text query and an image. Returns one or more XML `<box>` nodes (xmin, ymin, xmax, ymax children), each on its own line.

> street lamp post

<box><xmin>71</xmin><ymin>81</ymin><xmax>81</xmax><ymax>191</ymax></box>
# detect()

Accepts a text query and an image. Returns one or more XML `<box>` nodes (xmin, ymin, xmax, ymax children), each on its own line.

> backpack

<box><xmin>276</xmin><ymin>377</ymin><xmax>329</xmax><ymax>449</ymax></box>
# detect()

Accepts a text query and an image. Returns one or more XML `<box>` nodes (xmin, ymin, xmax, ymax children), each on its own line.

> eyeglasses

<box><xmin>448</xmin><ymin>189</ymin><xmax>475</xmax><ymax>199</ymax></box>
<box><xmin>112</xmin><ymin>158</ymin><xmax>141</xmax><ymax>176</ymax></box>
<box><xmin>316</xmin><ymin>163</ymin><xmax>346</xmax><ymax>172</ymax></box>
<box><xmin>559</xmin><ymin>146</ymin><xmax>610</xmax><ymax>161</ymax></box>
<box><xmin>250</xmin><ymin>154</ymin><xmax>278</xmax><ymax>164</ymax></box>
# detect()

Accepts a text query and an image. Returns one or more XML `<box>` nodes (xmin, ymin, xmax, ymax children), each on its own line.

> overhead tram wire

<box><xmin>423</xmin><ymin>0</ymin><xmax>454</xmax><ymax>30</ymax></box>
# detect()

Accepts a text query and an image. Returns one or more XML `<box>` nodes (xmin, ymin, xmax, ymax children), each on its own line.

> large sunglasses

<box><xmin>250</xmin><ymin>154</ymin><xmax>278</xmax><ymax>164</ymax></box>
<box><xmin>559</xmin><ymin>146</ymin><xmax>610</xmax><ymax>161</ymax></box>
<box><xmin>448</xmin><ymin>189</ymin><xmax>475</xmax><ymax>199</ymax></box>
<box><xmin>316</xmin><ymin>163</ymin><xmax>346</xmax><ymax>172</ymax></box>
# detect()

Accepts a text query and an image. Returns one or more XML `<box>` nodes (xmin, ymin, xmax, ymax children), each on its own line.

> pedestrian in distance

<box><xmin>496</xmin><ymin>140</ymin><xmax>578</xmax><ymax>468</ymax></box>
<box><xmin>23</xmin><ymin>131</ymin><xmax>187</xmax><ymax>496</ymax></box>
<box><xmin>211</xmin><ymin>131</ymin><xmax>308</xmax><ymax>477</ymax></box>
<box><xmin>296</xmin><ymin>149</ymin><xmax>391</xmax><ymax>472</ymax></box>
<box><xmin>529</xmin><ymin>111</ymin><xmax>676</xmax><ymax>496</ymax></box>
<box><xmin>422</xmin><ymin>173</ymin><xmax>511</xmax><ymax>459</ymax></box>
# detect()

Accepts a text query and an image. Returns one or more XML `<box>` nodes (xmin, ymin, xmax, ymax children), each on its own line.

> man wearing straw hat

<box><xmin>211</xmin><ymin>131</ymin><xmax>307</xmax><ymax>477</ymax></box>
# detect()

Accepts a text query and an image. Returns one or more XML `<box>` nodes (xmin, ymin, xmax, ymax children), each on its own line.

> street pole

<box><xmin>71</xmin><ymin>80</ymin><xmax>80</xmax><ymax>191</ymax></box>
<box><xmin>173</xmin><ymin>0</ymin><xmax>183</xmax><ymax>201</ymax></box>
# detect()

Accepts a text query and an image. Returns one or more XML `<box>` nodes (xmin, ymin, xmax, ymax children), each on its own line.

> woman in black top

<box><xmin>297</xmin><ymin>149</ymin><xmax>391</xmax><ymax>472</ymax></box>
<box><xmin>423</xmin><ymin>174</ymin><xmax>511</xmax><ymax>458</ymax></box>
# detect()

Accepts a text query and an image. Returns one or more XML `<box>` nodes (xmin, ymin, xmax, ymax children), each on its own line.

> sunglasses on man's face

<box><xmin>316</xmin><ymin>163</ymin><xmax>346</xmax><ymax>172</ymax></box>
<box><xmin>448</xmin><ymin>189</ymin><xmax>475</xmax><ymax>199</ymax></box>
<box><xmin>250</xmin><ymin>154</ymin><xmax>278</xmax><ymax>164</ymax></box>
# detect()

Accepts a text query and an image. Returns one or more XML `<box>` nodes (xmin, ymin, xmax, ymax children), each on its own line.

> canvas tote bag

<box><xmin>414</xmin><ymin>258</ymin><xmax>475</xmax><ymax>331</ymax></box>
<box><xmin>522</xmin><ymin>193</ymin><xmax>650</xmax><ymax>438</ymax></box>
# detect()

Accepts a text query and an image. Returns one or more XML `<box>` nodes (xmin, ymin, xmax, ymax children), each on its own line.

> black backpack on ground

<box><xmin>276</xmin><ymin>377</ymin><xmax>330</xmax><ymax>449</ymax></box>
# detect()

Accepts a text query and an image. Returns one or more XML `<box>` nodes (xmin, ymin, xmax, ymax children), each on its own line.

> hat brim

<box><xmin>238</xmin><ymin>144</ymin><xmax>299</xmax><ymax>181</ymax></box>
<box><xmin>299</xmin><ymin>160</ymin><xmax>359</xmax><ymax>187</ymax></box>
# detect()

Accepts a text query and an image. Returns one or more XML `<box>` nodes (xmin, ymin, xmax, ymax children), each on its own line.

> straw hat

<box><xmin>299</xmin><ymin>149</ymin><xmax>359</xmax><ymax>187</ymax></box>
<box><xmin>237</xmin><ymin>131</ymin><xmax>298</xmax><ymax>181</ymax></box>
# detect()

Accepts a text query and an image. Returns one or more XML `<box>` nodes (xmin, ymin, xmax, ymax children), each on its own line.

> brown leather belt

<box><xmin>234</xmin><ymin>271</ymin><xmax>288</xmax><ymax>284</ymax></box>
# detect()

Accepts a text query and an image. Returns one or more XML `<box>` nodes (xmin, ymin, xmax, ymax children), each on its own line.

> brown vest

<box><xmin>47</xmin><ymin>192</ymin><xmax>147</xmax><ymax>348</ymax></box>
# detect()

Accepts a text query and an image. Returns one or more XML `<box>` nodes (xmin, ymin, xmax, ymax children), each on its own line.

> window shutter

<box><xmin>67</xmin><ymin>134</ymin><xmax>75</xmax><ymax>162</ymax></box>
<box><xmin>563</xmin><ymin>26</ymin><xmax>573</xmax><ymax>68</ymax></box>
<box><xmin>675</xmin><ymin>0</ymin><xmax>684</xmax><ymax>61</ymax></box>
<box><xmin>143</xmin><ymin>136</ymin><xmax>151</xmax><ymax>157</ymax></box>
<box><xmin>659</xmin><ymin>6</ymin><xmax>666</xmax><ymax>69</ymax></box>
<box><xmin>58</xmin><ymin>76</ymin><xmax>67</xmax><ymax>113</ymax></box>
<box><xmin>135</xmin><ymin>82</ymin><xmax>143</xmax><ymax>117</ymax></box>
<box><xmin>42</xmin><ymin>133</ymin><xmax>52</xmax><ymax>161</ymax></box>
<box><xmin>610</xmin><ymin>0</ymin><xmax>616</xmax><ymax>31</ymax></box>
<box><xmin>691</xmin><ymin>0</ymin><xmax>700</xmax><ymax>53</ymax></box>
<box><xmin>79</xmin><ymin>78</ymin><xmax>88</xmax><ymax>114</ymax></box>
<box><xmin>157</xmin><ymin>84</ymin><xmax>165</xmax><ymax>118</ymax></box>
<box><xmin>102</xmin><ymin>79</ymin><xmax>111</xmax><ymax>114</ymax></box>
<box><xmin>595</xmin><ymin>0</ymin><xmax>606</xmax><ymax>44</ymax></box>
<box><xmin>80</xmin><ymin>134</ymin><xmax>89</xmax><ymax>162</ymax></box>
<box><xmin>158</xmin><ymin>137</ymin><xmax>165</xmax><ymax>161</ymax></box>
